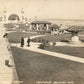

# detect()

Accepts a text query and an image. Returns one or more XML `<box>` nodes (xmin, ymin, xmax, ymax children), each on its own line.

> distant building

<box><xmin>3</xmin><ymin>8</ymin><xmax>26</xmax><ymax>23</ymax></box>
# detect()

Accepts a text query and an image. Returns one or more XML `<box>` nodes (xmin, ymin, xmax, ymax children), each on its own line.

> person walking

<box><xmin>21</xmin><ymin>37</ymin><xmax>24</xmax><ymax>47</ymax></box>
<box><xmin>27</xmin><ymin>37</ymin><xmax>30</xmax><ymax>46</ymax></box>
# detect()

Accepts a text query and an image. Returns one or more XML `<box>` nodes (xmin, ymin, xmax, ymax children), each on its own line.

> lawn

<box><xmin>44</xmin><ymin>46</ymin><xmax>84</xmax><ymax>58</ymax></box>
<box><xmin>8</xmin><ymin>32</ymin><xmax>38</xmax><ymax>43</ymax></box>
<box><xmin>11</xmin><ymin>47</ymin><xmax>84</xmax><ymax>84</ymax></box>
<box><xmin>31</xmin><ymin>34</ymin><xmax>84</xmax><ymax>43</ymax></box>
<box><xmin>8</xmin><ymin>32</ymin><xmax>84</xmax><ymax>43</ymax></box>
<box><xmin>32</xmin><ymin>34</ymin><xmax>71</xmax><ymax>42</ymax></box>
<box><xmin>6</xmin><ymin>28</ymin><xmax>19</xmax><ymax>31</ymax></box>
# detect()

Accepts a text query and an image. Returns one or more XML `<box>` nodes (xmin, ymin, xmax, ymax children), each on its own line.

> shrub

<box><xmin>52</xmin><ymin>42</ymin><xmax>56</xmax><ymax>46</ymax></box>
<box><xmin>39</xmin><ymin>44</ymin><xmax>45</xmax><ymax>49</ymax></box>
<box><xmin>61</xmin><ymin>40</ymin><xmax>69</xmax><ymax>43</ymax></box>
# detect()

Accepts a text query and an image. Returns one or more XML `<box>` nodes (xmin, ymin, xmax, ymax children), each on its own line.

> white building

<box><xmin>3</xmin><ymin>8</ymin><xmax>26</xmax><ymax>24</ymax></box>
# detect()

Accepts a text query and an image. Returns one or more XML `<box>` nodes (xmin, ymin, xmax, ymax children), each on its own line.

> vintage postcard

<box><xmin>0</xmin><ymin>0</ymin><xmax>84</xmax><ymax>84</ymax></box>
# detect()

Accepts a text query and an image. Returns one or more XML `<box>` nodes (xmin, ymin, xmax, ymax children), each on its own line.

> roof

<box><xmin>66</xmin><ymin>26</ymin><xmax>84</xmax><ymax>32</ymax></box>
<box><xmin>31</xmin><ymin>21</ymin><xmax>51</xmax><ymax>24</ymax></box>
<box><xmin>8</xmin><ymin>14</ymin><xmax>20</xmax><ymax>20</ymax></box>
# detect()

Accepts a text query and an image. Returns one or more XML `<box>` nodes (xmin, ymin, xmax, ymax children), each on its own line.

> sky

<box><xmin>0</xmin><ymin>0</ymin><xmax>84</xmax><ymax>19</ymax></box>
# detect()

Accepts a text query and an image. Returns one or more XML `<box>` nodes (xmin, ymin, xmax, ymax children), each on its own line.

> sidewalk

<box><xmin>0</xmin><ymin>24</ymin><xmax>17</xmax><ymax>84</ymax></box>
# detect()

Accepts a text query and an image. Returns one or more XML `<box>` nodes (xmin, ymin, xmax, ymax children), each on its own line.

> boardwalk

<box><xmin>0</xmin><ymin>24</ymin><xmax>18</xmax><ymax>84</ymax></box>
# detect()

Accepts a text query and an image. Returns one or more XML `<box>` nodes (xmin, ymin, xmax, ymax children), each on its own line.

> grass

<box><xmin>32</xmin><ymin>34</ymin><xmax>71</xmax><ymax>42</ymax></box>
<box><xmin>8</xmin><ymin>32</ymin><xmax>38</xmax><ymax>43</ymax></box>
<box><xmin>32</xmin><ymin>33</ymin><xmax>84</xmax><ymax>42</ymax></box>
<box><xmin>8</xmin><ymin>31</ymin><xmax>84</xmax><ymax>43</ymax></box>
<box><xmin>44</xmin><ymin>46</ymin><xmax>84</xmax><ymax>58</ymax></box>
<box><xmin>79</xmin><ymin>31</ymin><xmax>84</xmax><ymax>35</ymax></box>
<box><xmin>11</xmin><ymin>47</ymin><xmax>84</xmax><ymax>84</ymax></box>
<box><xmin>6</xmin><ymin>28</ymin><xmax>19</xmax><ymax>31</ymax></box>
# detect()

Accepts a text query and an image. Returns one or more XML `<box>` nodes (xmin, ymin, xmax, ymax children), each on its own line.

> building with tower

<box><xmin>3</xmin><ymin>8</ymin><xmax>26</xmax><ymax>24</ymax></box>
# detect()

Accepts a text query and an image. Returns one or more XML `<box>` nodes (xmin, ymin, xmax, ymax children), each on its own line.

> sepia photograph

<box><xmin>0</xmin><ymin>0</ymin><xmax>84</xmax><ymax>84</ymax></box>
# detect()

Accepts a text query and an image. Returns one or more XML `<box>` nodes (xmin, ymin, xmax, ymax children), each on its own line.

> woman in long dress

<box><xmin>27</xmin><ymin>37</ymin><xmax>30</xmax><ymax>46</ymax></box>
<box><xmin>21</xmin><ymin>37</ymin><xmax>24</xmax><ymax>47</ymax></box>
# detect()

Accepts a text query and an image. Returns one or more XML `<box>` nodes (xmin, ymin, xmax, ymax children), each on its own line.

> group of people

<box><xmin>21</xmin><ymin>37</ymin><xmax>30</xmax><ymax>47</ymax></box>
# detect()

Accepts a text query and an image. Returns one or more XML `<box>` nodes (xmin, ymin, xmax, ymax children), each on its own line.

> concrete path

<box><xmin>0</xmin><ymin>24</ymin><xmax>18</xmax><ymax>84</ymax></box>
<box><xmin>24</xmin><ymin>35</ymin><xmax>45</xmax><ymax>44</ymax></box>
<box><xmin>11</xmin><ymin>35</ymin><xmax>84</xmax><ymax>64</ymax></box>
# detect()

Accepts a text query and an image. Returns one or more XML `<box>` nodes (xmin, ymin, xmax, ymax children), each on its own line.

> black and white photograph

<box><xmin>0</xmin><ymin>0</ymin><xmax>84</xmax><ymax>84</ymax></box>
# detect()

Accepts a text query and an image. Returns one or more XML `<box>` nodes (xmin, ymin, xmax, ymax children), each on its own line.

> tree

<box><xmin>49</xmin><ymin>24</ymin><xmax>60</xmax><ymax>31</ymax></box>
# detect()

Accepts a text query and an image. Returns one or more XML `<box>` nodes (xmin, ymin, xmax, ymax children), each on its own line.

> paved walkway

<box><xmin>0</xmin><ymin>24</ymin><xmax>18</xmax><ymax>84</ymax></box>
<box><xmin>11</xmin><ymin>35</ymin><xmax>84</xmax><ymax>64</ymax></box>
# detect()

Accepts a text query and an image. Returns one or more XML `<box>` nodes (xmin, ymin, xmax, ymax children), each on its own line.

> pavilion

<box><xmin>66</xmin><ymin>26</ymin><xmax>84</xmax><ymax>44</ymax></box>
<box><xmin>30</xmin><ymin>21</ymin><xmax>51</xmax><ymax>31</ymax></box>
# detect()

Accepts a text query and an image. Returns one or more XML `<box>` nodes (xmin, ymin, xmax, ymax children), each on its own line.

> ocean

<box><xmin>44</xmin><ymin>19</ymin><xmax>84</xmax><ymax>26</ymax></box>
